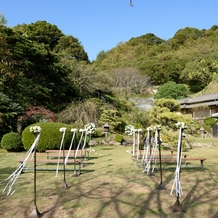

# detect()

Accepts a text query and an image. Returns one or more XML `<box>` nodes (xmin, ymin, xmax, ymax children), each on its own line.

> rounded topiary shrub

<box><xmin>1</xmin><ymin>132</ymin><xmax>23</xmax><ymax>151</ymax></box>
<box><xmin>22</xmin><ymin>122</ymin><xmax>79</xmax><ymax>152</ymax></box>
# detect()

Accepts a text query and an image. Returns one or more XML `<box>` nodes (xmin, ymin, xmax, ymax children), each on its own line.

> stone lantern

<box><xmin>103</xmin><ymin>122</ymin><xmax>110</xmax><ymax>137</ymax></box>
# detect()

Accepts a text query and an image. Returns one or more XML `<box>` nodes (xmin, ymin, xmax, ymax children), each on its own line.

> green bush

<box><xmin>1</xmin><ymin>132</ymin><xmax>23</xmax><ymax>151</ymax></box>
<box><xmin>115</xmin><ymin>134</ymin><xmax>123</xmax><ymax>143</ymax></box>
<box><xmin>204</xmin><ymin>117</ymin><xmax>216</xmax><ymax>126</ymax></box>
<box><xmin>22</xmin><ymin>122</ymin><xmax>85</xmax><ymax>152</ymax></box>
<box><xmin>154</xmin><ymin>81</ymin><xmax>189</xmax><ymax>100</ymax></box>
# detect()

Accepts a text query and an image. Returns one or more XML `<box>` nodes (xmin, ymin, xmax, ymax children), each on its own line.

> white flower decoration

<box><xmin>146</xmin><ymin>127</ymin><xmax>153</xmax><ymax>131</ymax></box>
<box><xmin>125</xmin><ymin>125</ymin><xmax>136</xmax><ymax>136</ymax></box>
<box><xmin>71</xmin><ymin>128</ymin><xmax>78</xmax><ymax>132</ymax></box>
<box><xmin>30</xmin><ymin>126</ymin><xmax>41</xmax><ymax>133</ymax></box>
<box><xmin>79</xmin><ymin>128</ymin><xmax>86</xmax><ymax>132</ymax></box>
<box><xmin>154</xmin><ymin>125</ymin><xmax>162</xmax><ymax>131</ymax></box>
<box><xmin>84</xmin><ymin>123</ymin><xmax>96</xmax><ymax>134</ymax></box>
<box><xmin>176</xmin><ymin>122</ymin><xmax>187</xmax><ymax>129</ymax></box>
<box><xmin>59</xmin><ymin>127</ymin><xmax>67</xmax><ymax>132</ymax></box>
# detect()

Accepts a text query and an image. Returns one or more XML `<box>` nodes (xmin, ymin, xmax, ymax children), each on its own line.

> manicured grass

<box><xmin>191</xmin><ymin>137</ymin><xmax>218</xmax><ymax>144</ymax></box>
<box><xmin>0</xmin><ymin>143</ymin><xmax>218</xmax><ymax>218</ymax></box>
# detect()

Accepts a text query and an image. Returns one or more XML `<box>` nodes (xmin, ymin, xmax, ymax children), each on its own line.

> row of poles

<box><xmin>125</xmin><ymin>123</ymin><xmax>186</xmax><ymax>212</ymax></box>
<box><xmin>1</xmin><ymin>123</ymin><xmax>96</xmax><ymax>218</ymax></box>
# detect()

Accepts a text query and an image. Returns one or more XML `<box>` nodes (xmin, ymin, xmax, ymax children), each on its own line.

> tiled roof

<box><xmin>187</xmin><ymin>93</ymin><xmax>218</xmax><ymax>103</ymax></box>
<box><xmin>178</xmin><ymin>92</ymin><xmax>218</xmax><ymax>108</ymax></box>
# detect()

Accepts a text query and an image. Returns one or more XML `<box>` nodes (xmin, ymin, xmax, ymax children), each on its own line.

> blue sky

<box><xmin>1</xmin><ymin>0</ymin><xmax>218</xmax><ymax>61</ymax></box>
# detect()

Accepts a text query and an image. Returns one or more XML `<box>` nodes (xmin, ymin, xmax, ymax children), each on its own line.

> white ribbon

<box><xmin>132</xmin><ymin>131</ymin><xmax>136</xmax><ymax>158</ymax></box>
<box><xmin>141</xmin><ymin>128</ymin><xmax>152</xmax><ymax>165</ymax></box>
<box><xmin>1</xmin><ymin>133</ymin><xmax>41</xmax><ymax>195</ymax></box>
<box><xmin>74</xmin><ymin>128</ymin><xmax>85</xmax><ymax>158</ymax></box>
<box><xmin>170</xmin><ymin>127</ymin><xmax>183</xmax><ymax>197</ymax></box>
<box><xmin>65</xmin><ymin>128</ymin><xmax>78</xmax><ymax>165</ymax></box>
<box><xmin>136</xmin><ymin>129</ymin><xmax>142</xmax><ymax>161</ymax></box>
<box><xmin>56</xmin><ymin>127</ymin><xmax>67</xmax><ymax>178</ymax></box>
<box><xmin>82</xmin><ymin>130</ymin><xmax>88</xmax><ymax>151</ymax></box>
<box><xmin>125</xmin><ymin>125</ymin><xmax>136</xmax><ymax>158</ymax></box>
<box><xmin>143</xmin><ymin>128</ymin><xmax>158</xmax><ymax>174</ymax></box>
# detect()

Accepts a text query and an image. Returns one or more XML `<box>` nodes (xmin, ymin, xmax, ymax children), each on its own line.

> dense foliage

<box><xmin>154</xmin><ymin>81</ymin><xmax>189</xmax><ymax>99</ymax></box>
<box><xmin>1</xmin><ymin>12</ymin><xmax>218</xmax><ymax>146</ymax></box>
<box><xmin>93</xmin><ymin>26</ymin><xmax>218</xmax><ymax>93</ymax></box>
<box><xmin>0</xmin><ymin>92</ymin><xmax>23</xmax><ymax>139</ymax></box>
<box><xmin>0</xmin><ymin>21</ymin><xmax>89</xmax><ymax>113</ymax></box>
<box><xmin>1</xmin><ymin>132</ymin><xmax>23</xmax><ymax>151</ymax></box>
<box><xmin>153</xmin><ymin>98</ymin><xmax>181</xmax><ymax>112</ymax></box>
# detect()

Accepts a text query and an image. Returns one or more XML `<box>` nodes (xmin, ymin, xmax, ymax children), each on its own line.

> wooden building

<box><xmin>178</xmin><ymin>92</ymin><xmax>218</xmax><ymax>121</ymax></box>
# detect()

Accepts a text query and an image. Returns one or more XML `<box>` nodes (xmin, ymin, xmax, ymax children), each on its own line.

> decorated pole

<box><xmin>125</xmin><ymin>125</ymin><xmax>136</xmax><ymax>159</ymax></box>
<box><xmin>62</xmin><ymin>135</ymin><xmax>67</xmax><ymax>189</ymax></box>
<box><xmin>132</xmin><ymin>131</ymin><xmax>136</xmax><ymax>159</ymax></box>
<box><xmin>144</xmin><ymin>127</ymin><xmax>158</xmax><ymax>176</ymax></box>
<box><xmin>65</xmin><ymin>128</ymin><xmax>77</xmax><ymax>176</ymax></box>
<box><xmin>73</xmin><ymin>130</ymin><xmax>77</xmax><ymax>177</ymax></box>
<box><xmin>78</xmin><ymin>128</ymin><xmax>86</xmax><ymax>158</ymax></box>
<box><xmin>69</xmin><ymin>128</ymin><xmax>78</xmax><ymax>177</ymax></box>
<box><xmin>84</xmin><ymin>123</ymin><xmax>96</xmax><ymax>143</ymax></box>
<box><xmin>156</xmin><ymin>125</ymin><xmax>166</xmax><ymax>190</ymax></box>
<box><xmin>136</xmin><ymin>128</ymin><xmax>142</xmax><ymax>163</ymax></box>
<box><xmin>1</xmin><ymin>126</ymin><xmax>42</xmax><ymax>218</ymax></box>
<box><xmin>28</xmin><ymin>126</ymin><xmax>42</xmax><ymax>218</ymax></box>
<box><xmin>141</xmin><ymin>127</ymin><xmax>152</xmax><ymax>167</ymax></box>
<box><xmin>148</xmin><ymin>127</ymin><xmax>153</xmax><ymax>176</ymax></box>
<box><xmin>170</xmin><ymin>122</ymin><xmax>187</xmax><ymax>212</ymax></box>
<box><xmin>58</xmin><ymin>127</ymin><xmax>68</xmax><ymax>189</ymax></box>
<box><xmin>84</xmin><ymin>123</ymin><xmax>96</xmax><ymax>159</ymax></box>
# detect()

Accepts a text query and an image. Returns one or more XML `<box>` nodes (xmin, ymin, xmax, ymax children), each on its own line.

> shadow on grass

<box><xmin>86</xmin><ymin>156</ymin><xmax>99</xmax><ymax>160</ymax></box>
<box><xmin>79</xmin><ymin>169</ymin><xmax>95</xmax><ymax>175</ymax></box>
<box><xmin>25</xmin><ymin>193</ymin><xmax>63</xmax><ymax>218</ymax></box>
<box><xmin>0</xmin><ymin>167</ymin><xmax>18</xmax><ymax>181</ymax></box>
<box><xmin>101</xmin><ymin>147</ymin><xmax>116</xmax><ymax>150</ymax></box>
<box><xmin>53</xmin><ymin>177</ymin><xmax>214</xmax><ymax>217</ymax></box>
<box><xmin>181</xmin><ymin>180</ymin><xmax>200</xmax><ymax>211</ymax></box>
<box><xmin>2</xmin><ymin>146</ymin><xmax>218</xmax><ymax>218</ymax></box>
<box><xmin>82</xmin><ymin>162</ymin><xmax>96</xmax><ymax>166</ymax></box>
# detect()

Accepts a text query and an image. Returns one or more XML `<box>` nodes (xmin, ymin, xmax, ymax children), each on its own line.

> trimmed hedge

<box><xmin>1</xmin><ymin>132</ymin><xmax>23</xmax><ymax>151</ymax></box>
<box><xmin>22</xmin><ymin>122</ymin><xmax>82</xmax><ymax>152</ymax></box>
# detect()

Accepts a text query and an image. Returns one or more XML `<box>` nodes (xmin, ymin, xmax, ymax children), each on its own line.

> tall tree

<box><xmin>181</xmin><ymin>59</ymin><xmax>218</xmax><ymax>92</ymax></box>
<box><xmin>13</xmin><ymin>20</ymin><xmax>64</xmax><ymax>50</ymax></box>
<box><xmin>0</xmin><ymin>92</ymin><xmax>23</xmax><ymax>138</ymax></box>
<box><xmin>54</xmin><ymin>35</ymin><xmax>89</xmax><ymax>62</ymax></box>
<box><xmin>0</xmin><ymin>25</ymin><xmax>79</xmax><ymax>111</ymax></box>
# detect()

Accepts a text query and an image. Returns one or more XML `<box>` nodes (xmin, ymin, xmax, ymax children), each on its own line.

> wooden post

<box><xmin>171</xmin><ymin>127</ymin><xmax>185</xmax><ymax>212</ymax></box>
<box><xmin>28</xmin><ymin>132</ymin><xmax>41</xmax><ymax>218</ymax></box>
<box><xmin>157</xmin><ymin>129</ymin><xmax>166</xmax><ymax>190</ymax></box>
<box><xmin>148</xmin><ymin>132</ymin><xmax>155</xmax><ymax>176</ymax></box>
<box><xmin>72</xmin><ymin>131</ymin><xmax>78</xmax><ymax>177</ymax></box>
<box><xmin>62</xmin><ymin>140</ymin><xmax>68</xmax><ymax>189</ymax></box>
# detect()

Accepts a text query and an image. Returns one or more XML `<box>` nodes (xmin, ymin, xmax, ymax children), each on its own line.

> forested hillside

<box><xmin>93</xmin><ymin>26</ymin><xmax>218</xmax><ymax>93</ymax></box>
<box><xmin>1</xmin><ymin>16</ymin><xmax>218</xmax><ymax>142</ymax></box>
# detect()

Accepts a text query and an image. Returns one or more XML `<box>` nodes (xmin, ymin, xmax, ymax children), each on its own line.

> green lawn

<box><xmin>0</xmin><ymin>143</ymin><xmax>218</xmax><ymax>218</ymax></box>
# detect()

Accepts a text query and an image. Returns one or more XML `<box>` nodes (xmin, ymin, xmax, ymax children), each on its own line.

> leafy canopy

<box><xmin>154</xmin><ymin>81</ymin><xmax>189</xmax><ymax>100</ymax></box>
